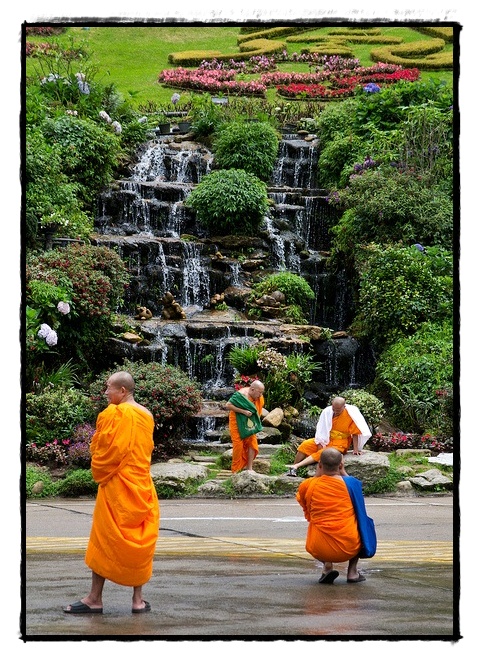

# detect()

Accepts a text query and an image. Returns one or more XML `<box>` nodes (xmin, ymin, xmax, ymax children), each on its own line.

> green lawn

<box><xmin>25</xmin><ymin>25</ymin><xmax>454</xmax><ymax>108</ymax></box>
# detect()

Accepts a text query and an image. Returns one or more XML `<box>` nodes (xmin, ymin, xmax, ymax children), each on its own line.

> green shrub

<box><xmin>185</xmin><ymin>169</ymin><xmax>269</xmax><ymax>236</ymax></box>
<box><xmin>26</xmin><ymin>244</ymin><xmax>130</xmax><ymax>375</ymax></box>
<box><xmin>227</xmin><ymin>345</ymin><xmax>262</xmax><ymax>375</ymax></box>
<box><xmin>41</xmin><ymin>114</ymin><xmax>122</xmax><ymax>206</ymax></box>
<box><xmin>89</xmin><ymin>360</ymin><xmax>203</xmax><ymax>457</ymax></box>
<box><xmin>337</xmin><ymin>388</ymin><xmax>386</xmax><ymax>432</ymax></box>
<box><xmin>331</xmin><ymin>169</ymin><xmax>453</xmax><ymax>253</ymax></box>
<box><xmin>189</xmin><ymin>93</ymin><xmax>224</xmax><ymax>138</ymax></box>
<box><xmin>26</xmin><ymin>465</ymin><xmax>58</xmax><ymax>498</ymax></box>
<box><xmin>26</xmin><ymin>387</ymin><xmax>96</xmax><ymax>446</ymax></box>
<box><xmin>25</xmin><ymin>126</ymin><xmax>90</xmax><ymax>246</ymax></box>
<box><xmin>56</xmin><ymin>469</ymin><xmax>98</xmax><ymax>497</ymax></box>
<box><xmin>373</xmin><ymin>321</ymin><xmax>453</xmax><ymax>435</ymax></box>
<box><xmin>351</xmin><ymin>245</ymin><xmax>453</xmax><ymax>347</ymax></box>
<box><xmin>213</xmin><ymin>120</ymin><xmax>279</xmax><ymax>181</ymax></box>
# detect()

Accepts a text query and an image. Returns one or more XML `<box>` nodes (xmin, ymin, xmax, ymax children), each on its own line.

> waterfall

<box><xmin>93</xmin><ymin>132</ymin><xmax>376</xmax><ymax>423</ymax></box>
<box><xmin>181</xmin><ymin>242</ymin><xmax>210</xmax><ymax>308</ymax></box>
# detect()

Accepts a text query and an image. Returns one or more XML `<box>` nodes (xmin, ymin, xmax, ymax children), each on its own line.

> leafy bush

<box><xmin>213</xmin><ymin>120</ymin><xmax>279</xmax><ymax>181</ymax></box>
<box><xmin>26</xmin><ymin>387</ymin><xmax>96</xmax><ymax>446</ymax></box>
<box><xmin>330</xmin><ymin>168</ymin><xmax>453</xmax><ymax>253</ymax></box>
<box><xmin>89</xmin><ymin>360</ymin><xmax>203</xmax><ymax>457</ymax></box>
<box><xmin>351</xmin><ymin>245</ymin><xmax>453</xmax><ymax>347</ymax></box>
<box><xmin>337</xmin><ymin>388</ymin><xmax>386</xmax><ymax>432</ymax></box>
<box><xmin>353</xmin><ymin>79</ymin><xmax>453</xmax><ymax>134</ymax></box>
<box><xmin>189</xmin><ymin>93</ymin><xmax>224</xmax><ymax>138</ymax></box>
<box><xmin>26</xmin><ymin>244</ymin><xmax>130</xmax><ymax>375</ymax></box>
<box><xmin>227</xmin><ymin>345</ymin><xmax>262</xmax><ymax>375</ymax></box>
<box><xmin>25</xmin><ymin>126</ymin><xmax>91</xmax><ymax>246</ymax></box>
<box><xmin>185</xmin><ymin>169</ymin><xmax>269</xmax><ymax>235</ymax></box>
<box><xmin>373</xmin><ymin>321</ymin><xmax>454</xmax><ymax>436</ymax></box>
<box><xmin>41</xmin><ymin>114</ymin><xmax>122</xmax><ymax>206</ymax></box>
<box><xmin>26</xmin><ymin>440</ymin><xmax>69</xmax><ymax>467</ymax></box>
<box><xmin>56</xmin><ymin>469</ymin><xmax>98</xmax><ymax>497</ymax></box>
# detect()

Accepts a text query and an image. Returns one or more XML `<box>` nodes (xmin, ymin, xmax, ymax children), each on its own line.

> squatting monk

<box><xmin>286</xmin><ymin>396</ymin><xmax>371</xmax><ymax>476</ymax></box>
<box><xmin>225</xmin><ymin>380</ymin><xmax>265</xmax><ymax>473</ymax></box>
<box><xmin>63</xmin><ymin>371</ymin><xmax>159</xmax><ymax>615</ymax></box>
<box><xmin>296</xmin><ymin>447</ymin><xmax>366</xmax><ymax>584</ymax></box>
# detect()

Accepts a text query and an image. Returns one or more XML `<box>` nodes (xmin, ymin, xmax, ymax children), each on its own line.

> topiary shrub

<box><xmin>89</xmin><ymin>360</ymin><xmax>203</xmax><ymax>458</ymax></box>
<box><xmin>185</xmin><ymin>169</ymin><xmax>269</xmax><ymax>236</ymax></box>
<box><xmin>213</xmin><ymin>120</ymin><xmax>279</xmax><ymax>181</ymax></box>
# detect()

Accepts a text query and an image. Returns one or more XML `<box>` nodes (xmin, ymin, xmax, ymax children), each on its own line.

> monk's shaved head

<box><xmin>320</xmin><ymin>447</ymin><xmax>343</xmax><ymax>472</ymax></box>
<box><xmin>109</xmin><ymin>371</ymin><xmax>135</xmax><ymax>392</ymax></box>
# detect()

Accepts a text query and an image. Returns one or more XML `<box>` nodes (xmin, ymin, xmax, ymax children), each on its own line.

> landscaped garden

<box><xmin>24</xmin><ymin>24</ymin><xmax>456</xmax><ymax>497</ymax></box>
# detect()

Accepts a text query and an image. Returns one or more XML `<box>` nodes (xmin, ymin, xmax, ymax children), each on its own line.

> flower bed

<box><xmin>159</xmin><ymin>59</ymin><xmax>420</xmax><ymax>101</ymax></box>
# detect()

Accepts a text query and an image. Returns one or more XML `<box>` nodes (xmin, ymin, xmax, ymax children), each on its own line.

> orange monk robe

<box><xmin>296</xmin><ymin>475</ymin><xmax>361</xmax><ymax>563</ymax></box>
<box><xmin>229</xmin><ymin>394</ymin><xmax>264</xmax><ymax>473</ymax></box>
<box><xmin>85</xmin><ymin>403</ymin><xmax>160</xmax><ymax>587</ymax></box>
<box><xmin>297</xmin><ymin>408</ymin><xmax>362</xmax><ymax>462</ymax></box>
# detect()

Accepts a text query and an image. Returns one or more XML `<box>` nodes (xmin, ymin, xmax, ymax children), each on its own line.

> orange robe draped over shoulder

<box><xmin>296</xmin><ymin>475</ymin><xmax>361</xmax><ymax>563</ymax></box>
<box><xmin>298</xmin><ymin>409</ymin><xmax>362</xmax><ymax>462</ymax></box>
<box><xmin>229</xmin><ymin>394</ymin><xmax>264</xmax><ymax>473</ymax></box>
<box><xmin>85</xmin><ymin>403</ymin><xmax>160</xmax><ymax>586</ymax></box>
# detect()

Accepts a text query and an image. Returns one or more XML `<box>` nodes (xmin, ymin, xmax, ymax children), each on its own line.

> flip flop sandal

<box><xmin>63</xmin><ymin>600</ymin><xmax>103</xmax><ymax>614</ymax></box>
<box><xmin>132</xmin><ymin>600</ymin><xmax>151</xmax><ymax>614</ymax></box>
<box><xmin>318</xmin><ymin>570</ymin><xmax>339</xmax><ymax>584</ymax></box>
<box><xmin>347</xmin><ymin>574</ymin><xmax>367</xmax><ymax>583</ymax></box>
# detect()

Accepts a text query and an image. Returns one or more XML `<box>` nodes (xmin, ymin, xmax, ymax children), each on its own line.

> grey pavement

<box><xmin>23</xmin><ymin>495</ymin><xmax>459</xmax><ymax>641</ymax></box>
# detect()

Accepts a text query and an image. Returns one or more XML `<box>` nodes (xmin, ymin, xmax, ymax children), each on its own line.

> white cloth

<box><xmin>314</xmin><ymin>404</ymin><xmax>372</xmax><ymax>450</ymax></box>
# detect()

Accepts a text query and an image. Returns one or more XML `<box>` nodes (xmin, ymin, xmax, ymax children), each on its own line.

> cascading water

<box><xmin>93</xmin><ymin>131</ymin><xmax>376</xmax><ymax>440</ymax></box>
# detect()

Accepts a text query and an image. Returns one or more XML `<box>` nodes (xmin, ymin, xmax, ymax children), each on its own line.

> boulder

<box><xmin>409</xmin><ymin>468</ymin><xmax>453</xmax><ymax>491</ymax></box>
<box><xmin>262</xmin><ymin>408</ymin><xmax>284</xmax><ymax>428</ymax></box>
<box><xmin>343</xmin><ymin>451</ymin><xmax>390</xmax><ymax>486</ymax></box>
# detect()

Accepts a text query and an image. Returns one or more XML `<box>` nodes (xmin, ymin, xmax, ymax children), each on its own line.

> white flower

<box><xmin>57</xmin><ymin>301</ymin><xmax>70</xmax><ymax>315</ymax></box>
<box><xmin>171</xmin><ymin>93</ymin><xmax>181</xmax><ymax>104</ymax></box>
<box><xmin>78</xmin><ymin>80</ymin><xmax>90</xmax><ymax>95</ymax></box>
<box><xmin>45</xmin><ymin>330</ymin><xmax>58</xmax><ymax>347</ymax></box>
<box><xmin>112</xmin><ymin>121</ymin><xmax>122</xmax><ymax>134</ymax></box>
<box><xmin>75</xmin><ymin>72</ymin><xmax>86</xmax><ymax>81</ymax></box>
<box><xmin>38</xmin><ymin>323</ymin><xmax>52</xmax><ymax>339</ymax></box>
<box><xmin>99</xmin><ymin>110</ymin><xmax>112</xmax><ymax>123</ymax></box>
<box><xmin>138</xmin><ymin>116</ymin><xmax>148</xmax><ymax>123</ymax></box>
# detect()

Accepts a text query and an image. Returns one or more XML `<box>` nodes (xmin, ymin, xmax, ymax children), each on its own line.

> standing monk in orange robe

<box><xmin>225</xmin><ymin>380</ymin><xmax>265</xmax><ymax>472</ymax></box>
<box><xmin>64</xmin><ymin>371</ymin><xmax>159</xmax><ymax>614</ymax></box>
<box><xmin>296</xmin><ymin>447</ymin><xmax>365</xmax><ymax>584</ymax></box>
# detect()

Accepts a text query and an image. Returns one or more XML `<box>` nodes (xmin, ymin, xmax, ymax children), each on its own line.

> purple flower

<box><xmin>57</xmin><ymin>301</ymin><xmax>70</xmax><ymax>315</ymax></box>
<box><xmin>363</xmin><ymin>83</ymin><xmax>381</xmax><ymax>93</ymax></box>
<box><xmin>171</xmin><ymin>93</ymin><xmax>181</xmax><ymax>104</ymax></box>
